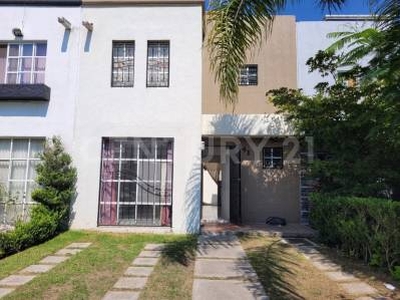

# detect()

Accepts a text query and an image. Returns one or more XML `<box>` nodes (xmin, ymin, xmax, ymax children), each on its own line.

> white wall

<box><xmin>297</xmin><ymin>20</ymin><xmax>372</xmax><ymax>95</ymax></box>
<box><xmin>202</xmin><ymin>114</ymin><xmax>295</xmax><ymax>136</ymax></box>
<box><xmin>0</xmin><ymin>7</ymin><xmax>81</xmax><ymax>150</ymax></box>
<box><xmin>202</xmin><ymin>170</ymin><xmax>218</xmax><ymax>221</ymax></box>
<box><xmin>71</xmin><ymin>5</ymin><xmax>203</xmax><ymax>233</ymax></box>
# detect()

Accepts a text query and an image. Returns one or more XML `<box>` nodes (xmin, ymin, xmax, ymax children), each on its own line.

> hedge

<box><xmin>310</xmin><ymin>194</ymin><xmax>400</xmax><ymax>280</ymax></box>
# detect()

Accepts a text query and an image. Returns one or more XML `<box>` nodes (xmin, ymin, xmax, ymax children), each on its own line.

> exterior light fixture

<box><xmin>58</xmin><ymin>17</ymin><xmax>71</xmax><ymax>30</ymax></box>
<box><xmin>82</xmin><ymin>21</ymin><xmax>93</xmax><ymax>31</ymax></box>
<box><xmin>12</xmin><ymin>28</ymin><xmax>23</xmax><ymax>38</ymax></box>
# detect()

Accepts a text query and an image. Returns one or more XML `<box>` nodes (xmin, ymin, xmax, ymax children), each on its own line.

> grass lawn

<box><xmin>0</xmin><ymin>230</ymin><xmax>197</xmax><ymax>300</ymax></box>
<box><xmin>240</xmin><ymin>234</ymin><xmax>400</xmax><ymax>300</ymax></box>
<box><xmin>239</xmin><ymin>234</ymin><xmax>351</xmax><ymax>300</ymax></box>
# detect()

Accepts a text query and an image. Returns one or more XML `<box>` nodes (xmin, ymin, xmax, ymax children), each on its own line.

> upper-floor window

<box><xmin>0</xmin><ymin>43</ymin><xmax>47</xmax><ymax>84</ymax></box>
<box><xmin>112</xmin><ymin>41</ymin><xmax>135</xmax><ymax>87</ymax></box>
<box><xmin>262</xmin><ymin>147</ymin><xmax>283</xmax><ymax>169</ymax></box>
<box><xmin>147</xmin><ymin>41</ymin><xmax>169</xmax><ymax>87</ymax></box>
<box><xmin>239</xmin><ymin>64</ymin><xmax>258</xmax><ymax>86</ymax></box>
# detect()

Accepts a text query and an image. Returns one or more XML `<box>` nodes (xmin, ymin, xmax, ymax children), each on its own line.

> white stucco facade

<box><xmin>297</xmin><ymin>19</ymin><xmax>372</xmax><ymax>95</ymax></box>
<box><xmin>0</xmin><ymin>6</ymin><xmax>81</xmax><ymax>149</ymax></box>
<box><xmin>71</xmin><ymin>5</ymin><xmax>203</xmax><ymax>233</ymax></box>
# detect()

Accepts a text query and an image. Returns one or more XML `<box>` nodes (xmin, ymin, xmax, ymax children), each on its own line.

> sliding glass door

<box><xmin>98</xmin><ymin>138</ymin><xmax>173</xmax><ymax>227</ymax></box>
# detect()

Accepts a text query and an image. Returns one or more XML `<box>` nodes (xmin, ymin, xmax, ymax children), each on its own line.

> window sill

<box><xmin>0</xmin><ymin>84</ymin><xmax>50</xmax><ymax>101</ymax></box>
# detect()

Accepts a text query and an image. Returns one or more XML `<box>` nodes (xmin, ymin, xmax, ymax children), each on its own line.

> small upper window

<box><xmin>239</xmin><ymin>64</ymin><xmax>257</xmax><ymax>86</ymax></box>
<box><xmin>0</xmin><ymin>42</ymin><xmax>47</xmax><ymax>84</ymax></box>
<box><xmin>147</xmin><ymin>41</ymin><xmax>170</xmax><ymax>87</ymax></box>
<box><xmin>112</xmin><ymin>41</ymin><xmax>135</xmax><ymax>87</ymax></box>
<box><xmin>262</xmin><ymin>147</ymin><xmax>283</xmax><ymax>169</ymax></box>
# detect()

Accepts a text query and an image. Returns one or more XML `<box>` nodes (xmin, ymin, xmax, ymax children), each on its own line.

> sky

<box><xmin>279</xmin><ymin>0</ymin><xmax>373</xmax><ymax>21</ymax></box>
<box><xmin>205</xmin><ymin>1</ymin><xmax>375</xmax><ymax>21</ymax></box>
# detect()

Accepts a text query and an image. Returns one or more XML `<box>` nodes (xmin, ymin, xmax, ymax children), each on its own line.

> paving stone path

<box><xmin>192</xmin><ymin>232</ymin><xmax>268</xmax><ymax>300</ymax></box>
<box><xmin>285</xmin><ymin>238</ymin><xmax>381</xmax><ymax>300</ymax></box>
<box><xmin>102</xmin><ymin>243</ymin><xmax>164</xmax><ymax>300</ymax></box>
<box><xmin>0</xmin><ymin>242</ymin><xmax>92</xmax><ymax>299</ymax></box>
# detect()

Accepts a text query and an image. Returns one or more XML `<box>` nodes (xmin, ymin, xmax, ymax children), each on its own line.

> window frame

<box><xmin>0</xmin><ymin>138</ymin><xmax>44</xmax><ymax>223</ymax></box>
<box><xmin>110</xmin><ymin>40</ymin><xmax>135</xmax><ymax>88</ymax></box>
<box><xmin>146</xmin><ymin>40</ymin><xmax>170</xmax><ymax>88</ymax></box>
<box><xmin>262</xmin><ymin>147</ymin><xmax>283</xmax><ymax>169</ymax></box>
<box><xmin>1</xmin><ymin>42</ymin><xmax>47</xmax><ymax>85</ymax></box>
<box><xmin>239</xmin><ymin>64</ymin><xmax>258</xmax><ymax>86</ymax></box>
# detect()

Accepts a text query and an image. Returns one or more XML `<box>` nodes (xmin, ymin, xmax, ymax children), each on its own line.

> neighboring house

<box><xmin>297</xmin><ymin>15</ymin><xmax>374</xmax><ymax>95</ymax></box>
<box><xmin>0</xmin><ymin>0</ymin><xmax>203</xmax><ymax>233</ymax></box>
<box><xmin>0</xmin><ymin>1</ymin><xmax>81</xmax><ymax>223</ymax></box>
<box><xmin>0</xmin><ymin>1</ymin><xmax>371</xmax><ymax>233</ymax></box>
<box><xmin>201</xmin><ymin>15</ymin><xmax>373</xmax><ymax>226</ymax></box>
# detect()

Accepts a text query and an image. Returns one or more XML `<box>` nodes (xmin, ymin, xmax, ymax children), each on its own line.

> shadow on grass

<box><xmin>243</xmin><ymin>236</ymin><xmax>304</xmax><ymax>300</ymax></box>
<box><xmin>161</xmin><ymin>235</ymin><xmax>198</xmax><ymax>266</ymax></box>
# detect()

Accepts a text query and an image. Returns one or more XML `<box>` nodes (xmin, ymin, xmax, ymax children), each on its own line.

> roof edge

<box><xmin>0</xmin><ymin>0</ymin><xmax>81</xmax><ymax>6</ymax></box>
<box><xmin>82</xmin><ymin>0</ymin><xmax>203</xmax><ymax>6</ymax></box>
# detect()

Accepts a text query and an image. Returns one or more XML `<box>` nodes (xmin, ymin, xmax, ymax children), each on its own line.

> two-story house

<box><xmin>0</xmin><ymin>0</ymin><xmax>203</xmax><ymax>234</ymax></box>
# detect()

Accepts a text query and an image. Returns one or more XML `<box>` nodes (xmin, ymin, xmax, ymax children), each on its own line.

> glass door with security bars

<box><xmin>98</xmin><ymin>138</ymin><xmax>173</xmax><ymax>227</ymax></box>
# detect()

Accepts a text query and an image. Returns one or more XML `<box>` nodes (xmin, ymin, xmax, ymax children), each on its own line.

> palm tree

<box><xmin>207</xmin><ymin>0</ymin><xmax>348</xmax><ymax>106</ymax></box>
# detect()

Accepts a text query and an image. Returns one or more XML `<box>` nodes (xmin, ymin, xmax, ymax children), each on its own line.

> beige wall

<box><xmin>240</xmin><ymin>138</ymin><xmax>300</xmax><ymax>224</ymax></box>
<box><xmin>203</xmin><ymin>16</ymin><xmax>297</xmax><ymax>114</ymax></box>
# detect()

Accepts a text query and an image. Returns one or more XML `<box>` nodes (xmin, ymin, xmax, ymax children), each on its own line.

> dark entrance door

<box><xmin>229</xmin><ymin>149</ymin><xmax>241</xmax><ymax>224</ymax></box>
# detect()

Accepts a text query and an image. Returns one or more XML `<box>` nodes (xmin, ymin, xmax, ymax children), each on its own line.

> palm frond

<box><xmin>207</xmin><ymin>0</ymin><xmax>286</xmax><ymax>106</ymax></box>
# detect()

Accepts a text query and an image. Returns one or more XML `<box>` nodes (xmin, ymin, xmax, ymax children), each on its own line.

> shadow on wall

<box><xmin>61</xmin><ymin>29</ymin><xmax>70</xmax><ymax>53</ymax></box>
<box><xmin>208</xmin><ymin>114</ymin><xmax>293</xmax><ymax>136</ymax></box>
<box><xmin>184</xmin><ymin>154</ymin><xmax>202</xmax><ymax>234</ymax></box>
<box><xmin>0</xmin><ymin>102</ymin><xmax>49</xmax><ymax>117</ymax></box>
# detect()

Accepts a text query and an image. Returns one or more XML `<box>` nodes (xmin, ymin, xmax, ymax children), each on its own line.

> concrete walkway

<box><xmin>285</xmin><ymin>238</ymin><xmax>381</xmax><ymax>300</ymax></box>
<box><xmin>0</xmin><ymin>242</ymin><xmax>92</xmax><ymax>299</ymax></box>
<box><xmin>102</xmin><ymin>243</ymin><xmax>164</xmax><ymax>300</ymax></box>
<box><xmin>192</xmin><ymin>232</ymin><xmax>268</xmax><ymax>300</ymax></box>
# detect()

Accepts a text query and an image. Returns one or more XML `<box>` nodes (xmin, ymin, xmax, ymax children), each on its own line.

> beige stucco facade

<box><xmin>202</xmin><ymin>16</ymin><xmax>297</xmax><ymax>114</ymax></box>
<box><xmin>202</xmin><ymin>16</ymin><xmax>301</xmax><ymax>225</ymax></box>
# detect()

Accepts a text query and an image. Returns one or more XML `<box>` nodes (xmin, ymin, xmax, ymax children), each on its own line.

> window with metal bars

<box><xmin>98</xmin><ymin>138</ymin><xmax>173</xmax><ymax>227</ymax></box>
<box><xmin>0</xmin><ymin>138</ymin><xmax>44</xmax><ymax>224</ymax></box>
<box><xmin>146</xmin><ymin>41</ymin><xmax>169</xmax><ymax>87</ymax></box>
<box><xmin>239</xmin><ymin>64</ymin><xmax>258</xmax><ymax>86</ymax></box>
<box><xmin>111</xmin><ymin>41</ymin><xmax>135</xmax><ymax>87</ymax></box>
<box><xmin>262</xmin><ymin>147</ymin><xmax>283</xmax><ymax>169</ymax></box>
<box><xmin>0</xmin><ymin>43</ymin><xmax>47</xmax><ymax>84</ymax></box>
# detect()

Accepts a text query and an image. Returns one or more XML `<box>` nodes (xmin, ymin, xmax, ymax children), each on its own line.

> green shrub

<box><xmin>0</xmin><ymin>137</ymin><xmax>76</xmax><ymax>258</ymax></box>
<box><xmin>310</xmin><ymin>194</ymin><xmax>400</xmax><ymax>279</ymax></box>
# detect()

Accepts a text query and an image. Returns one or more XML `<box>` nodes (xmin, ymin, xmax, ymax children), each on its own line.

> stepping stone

<box><xmin>0</xmin><ymin>275</ymin><xmax>36</xmax><ymax>287</ymax></box>
<box><xmin>40</xmin><ymin>255</ymin><xmax>69</xmax><ymax>265</ymax></box>
<box><xmin>138</xmin><ymin>251</ymin><xmax>161</xmax><ymax>258</ymax></box>
<box><xmin>197</xmin><ymin>244</ymin><xmax>246</xmax><ymax>259</ymax></box>
<box><xmin>66</xmin><ymin>242</ymin><xmax>92</xmax><ymax>249</ymax></box>
<box><xmin>132</xmin><ymin>257</ymin><xmax>159</xmax><ymax>266</ymax></box>
<box><xmin>192</xmin><ymin>279</ymin><xmax>268</xmax><ymax>300</ymax></box>
<box><xmin>194</xmin><ymin>259</ymin><xmax>256</xmax><ymax>279</ymax></box>
<box><xmin>340</xmin><ymin>282</ymin><xmax>378</xmax><ymax>295</ymax></box>
<box><xmin>311</xmin><ymin>260</ymin><xmax>341</xmax><ymax>271</ymax></box>
<box><xmin>20</xmin><ymin>264</ymin><xmax>55</xmax><ymax>274</ymax></box>
<box><xmin>113</xmin><ymin>277</ymin><xmax>148</xmax><ymax>290</ymax></box>
<box><xmin>0</xmin><ymin>288</ymin><xmax>15</xmax><ymax>298</ymax></box>
<box><xmin>55</xmin><ymin>248</ymin><xmax>82</xmax><ymax>256</ymax></box>
<box><xmin>102</xmin><ymin>290</ymin><xmax>139</xmax><ymax>300</ymax></box>
<box><xmin>325</xmin><ymin>271</ymin><xmax>357</xmax><ymax>282</ymax></box>
<box><xmin>144</xmin><ymin>244</ymin><xmax>165</xmax><ymax>251</ymax></box>
<box><xmin>124</xmin><ymin>267</ymin><xmax>154</xmax><ymax>277</ymax></box>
